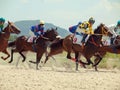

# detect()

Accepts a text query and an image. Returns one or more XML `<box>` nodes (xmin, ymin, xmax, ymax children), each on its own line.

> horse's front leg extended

<box><xmin>93</xmin><ymin>56</ymin><xmax>102</xmax><ymax>71</ymax></box>
<box><xmin>79</xmin><ymin>57</ymin><xmax>93</xmax><ymax>67</ymax></box>
<box><xmin>1</xmin><ymin>49</ymin><xmax>10</xmax><ymax>60</ymax></box>
<box><xmin>19</xmin><ymin>52</ymin><xmax>26</xmax><ymax>62</ymax></box>
<box><xmin>36</xmin><ymin>51</ymin><xmax>44</xmax><ymax>70</ymax></box>
<box><xmin>9</xmin><ymin>49</ymin><xmax>14</xmax><ymax>63</ymax></box>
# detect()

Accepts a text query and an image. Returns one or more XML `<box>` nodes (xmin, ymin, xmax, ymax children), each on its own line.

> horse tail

<box><xmin>8</xmin><ymin>40</ymin><xmax>16</xmax><ymax>47</ymax></box>
<box><xmin>50</xmin><ymin>39</ymin><xmax>64</xmax><ymax>49</ymax></box>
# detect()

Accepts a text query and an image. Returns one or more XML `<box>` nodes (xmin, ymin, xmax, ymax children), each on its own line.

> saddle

<box><xmin>27</xmin><ymin>36</ymin><xmax>36</xmax><ymax>43</ymax></box>
<box><xmin>73</xmin><ymin>34</ymin><xmax>89</xmax><ymax>45</ymax></box>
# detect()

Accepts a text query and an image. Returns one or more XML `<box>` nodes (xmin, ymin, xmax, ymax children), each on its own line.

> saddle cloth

<box><xmin>102</xmin><ymin>39</ymin><xmax>111</xmax><ymax>46</ymax></box>
<box><xmin>102</xmin><ymin>37</ymin><xmax>120</xmax><ymax>46</ymax></box>
<box><xmin>73</xmin><ymin>34</ymin><xmax>89</xmax><ymax>45</ymax></box>
<box><xmin>27</xmin><ymin>36</ymin><xmax>36</xmax><ymax>43</ymax></box>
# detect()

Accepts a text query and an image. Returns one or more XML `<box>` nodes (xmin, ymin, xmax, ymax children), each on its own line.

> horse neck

<box><xmin>98</xmin><ymin>46</ymin><xmax>117</xmax><ymax>53</ymax></box>
<box><xmin>91</xmin><ymin>27</ymin><xmax>103</xmax><ymax>44</ymax></box>
<box><xmin>89</xmin><ymin>34</ymin><xmax>102</xmax><ymax>45</ymax></box>
<box><xmin>2</xmin><ymin>28</ymin><xmax>11</xmax><ymax>40</ymax></box>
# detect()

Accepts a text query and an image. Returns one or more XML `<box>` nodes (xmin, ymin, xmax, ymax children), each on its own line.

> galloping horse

<box><xmin>44</xmin><ymin>24</ymin><xmax>113</xmax><ymax>71</ymax></box>
<box><xmin>0</xmin><ymin>21</ymin><xmax>20</xmax><ymax>60</ymax></box>
<box><xmin>8</xmin><ymin>28</ymin><xmax>58</xmax><ymax>70</ymax></box>
<box><xmin>93</xmin><ymin>35</ymin><xmax>120</xmax><ymax>71</ymax></box>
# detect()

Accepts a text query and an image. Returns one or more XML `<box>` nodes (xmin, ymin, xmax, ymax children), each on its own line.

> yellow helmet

<box><xmin>40</xmin><ymin>20</ymin><xmax>45</xmax><ymax>25</ymax></box>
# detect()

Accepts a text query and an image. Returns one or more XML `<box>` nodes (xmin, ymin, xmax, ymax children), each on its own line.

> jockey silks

<box><xmin>31</xmin><ymin>25</ymin><xmax>44</xmax><ymax>37</ymax></box>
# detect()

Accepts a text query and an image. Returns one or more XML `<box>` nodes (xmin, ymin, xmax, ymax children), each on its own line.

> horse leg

<box><xmin>78</xmin><ymin>53</ymin><xmax>86</xmax><ymax>68</ymax></box>
<box><xmin>44</xmin><ymin>51</ymin><xmax>50</xmax><ymax>64</ymax></box>
<box><xmin>44</xmin><ymin>55</ymin><xmax>56</xmax><ymax>64</ymax></box>
<box><xmin>93</xmin><ymin>55</ymin><xmax>103</xmax><ymax>71</ymax></box>
<box><xmin>79</xmin><ymin>57</ymin><xmax>93</xmax><ymax>67</ymax></box>
<box><xmin>19</xmin><ymin>52</ymin><xmax>26</xmax><ymax>62</ymax></box>
<box><xmin>67</xmin><ymin>52</ymin><xmax>72</xmax><ymax>59</ymax></box>
<box><xmin>9</xmin><ymin>49</ymin><xmax>16</xmax><ymax>63</ymax></box>
<box><xmin>44</xmin><ymin>55</ymin><xmax>49</xmax><ymax>64</ymax></box>
<box><xmin>75</xmin><ymin>52</ymin><xmax>79</xmax><ymax>71</ymax></box>
<box><xmin>16</xmin><ymin>52</ymin><xmax>28</xmax><ymax>67</ymax></box>
<box><xmin>93</xmin><ymin>52</ymin><xmax>106</xmax><ymax>71</ymax></box>
<box><xmin>36</xmin><ymin>51</ymin><xmax>45</xmax><ymax>70</ymax></box>
<box><xmin>94</xmin><ymin>57</ymin><xmax>102</xmax><ymax>71</ymax></box>
<box><xmin>86</xmin><ymin>58</ymin><xmax>93</xmax><ymax>65</ymax></box>
<box><xmin>67</xmin><ymin>52</ymin><xmax>77</xmax><ymax>63</ymax></box>
<box><xmin>1</xmin><ymin>49</ymin><xmax>10</xmax><ymax>60</ymax></box>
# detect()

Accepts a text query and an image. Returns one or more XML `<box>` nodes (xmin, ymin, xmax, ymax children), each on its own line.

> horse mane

<box><xmin>94</xmin><ymin>23</ymin><xmax>104</xmax><ymax>33</ymax></box>
<box><xmin>46</xmin><ymin>28</ymin><xmax>56</xmax><ymax>32</ymax></box>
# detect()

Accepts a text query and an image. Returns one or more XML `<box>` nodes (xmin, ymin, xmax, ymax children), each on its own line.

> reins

<box><xmin>88</xmin><ymin>37</ymin><xmax>100</xmax><ymax>47</ymax></box>
<box><xmin>88</xmin><ymin>26</ymin><xmax>110</xmax><ymax>47</ymax></box>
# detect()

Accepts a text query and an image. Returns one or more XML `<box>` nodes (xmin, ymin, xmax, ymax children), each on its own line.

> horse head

<box><xmin>43</xmin><ymin>28</ymin><xmax>59</xmax><ymax>41</ymax></box>
<box><xmin>3</xmin><ymin>21</ymin><xmax>21</xmax><ymax>34</ymax></box>
<box><xmin>94</xmin><ymin>23</ymin><xmax>113</xmax><ymax>37</ymax></box>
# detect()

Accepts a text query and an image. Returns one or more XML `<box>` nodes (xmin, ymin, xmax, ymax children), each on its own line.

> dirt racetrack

<box><xmin>0</xmin><ymin>64</ymin><xmax>120</xmax><ymax>90</ymax></box>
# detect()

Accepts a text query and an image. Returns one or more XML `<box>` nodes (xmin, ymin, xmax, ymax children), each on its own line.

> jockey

<box><xmin>30</xmin><ymin>20</ymin><xmax>45</xmax><ymax>37</ymax></box>
<box><xmin>77</xmin><ymin>17</ymin><xmax>95</xmax><ymax>48</ymax></box>
<box><xmin>108</xmin><ymin>20</ymin><xmax>120</xmax><ymax>44</ymax></box>
<box><xmin>69</xmin><ymin>22</ymin><xmax>82</xmax><ymax>35</ymax></box>
<box><xmin>0</xmin><ymin>17</ymin><xmax>5</xmax><ymax>33</ymax></box>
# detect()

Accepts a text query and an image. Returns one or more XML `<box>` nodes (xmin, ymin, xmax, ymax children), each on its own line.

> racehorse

<box><xmin>93</xmin><ymin>35</ymin><xmax>120</xmax><ymax>71</ymax></box>
<box><xmin>0</xmin><ymin>21</ymin><xmax>20</xmax><ymax>60</ymax></box>
<box><xmin>44</xmin><ymin>24</ymin><xmax>113</xmax><ymax>71</ymax></box>
<box><xmin>8</xmin><ymin>28</ymin><xmax>59</xmax><ymax>70</ymax></box>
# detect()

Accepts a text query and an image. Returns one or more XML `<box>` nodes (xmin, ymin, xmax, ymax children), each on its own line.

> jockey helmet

<box><xmin>0</xmin><ymin>17</ymin><xmax>5</xmax><ymax>23</ymax></box>
<box><xmin>78</xmin><ymin>21</ymin><xmax>82</xmax><ymax>25</ymax></box>
<box><xmin>117</xmin><ymin>20</ymin><xmax>120</xmax><ymax>26</ymax></box>
<box><xmin>89</xmin><ymin>17</ymin><xmax>95</xmax><ymax>24</ymax></box>
<box><xmin>40</xmin><ymin>20</ymin><xmax>45</xmax><ymax>25</ymax></box>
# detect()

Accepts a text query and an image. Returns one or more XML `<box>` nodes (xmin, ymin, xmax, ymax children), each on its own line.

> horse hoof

<box><xmin>36</xmin><ymin>68</ymin><xmax>39</xmax><ymax>70</ymax></box>
<box><xmin>8</xmin><ymin>61</ymin><xmax>12</xmax><ymax>63</ymax></box>
<box><xmin>22</xmin><ymin>60</ymin><xmax>25</xmax><ymax>62</ymax></box>
<box><xmin>1</xmin><ymin>57</ymin><xmax>5</xmax><ymax>60</ymax></box>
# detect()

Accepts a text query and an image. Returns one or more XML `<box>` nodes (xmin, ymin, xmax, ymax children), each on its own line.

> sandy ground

<box><xmin>0</xmin><ymin>65</ymin><xmax>120</xmax><ymax>90</ymax></box>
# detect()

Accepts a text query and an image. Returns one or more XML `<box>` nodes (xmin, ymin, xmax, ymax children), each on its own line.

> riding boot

<box><xmin>33</xmin><ymin>38</ymin><xmax>36</xmax><ymax>44</ymax></box>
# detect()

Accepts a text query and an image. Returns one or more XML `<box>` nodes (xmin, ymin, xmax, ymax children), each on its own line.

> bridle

<box><xmin>101</xmin><ymin>26</ymin><xmax>109</xmax><ymax>36</ymax></box>
<box><xmin>8</xmin><ymin>24</ymin><xmax>16</xmax><ymax>33</ymax></box>
<box><xmin>88</xmin><ymin>25</ymin><xmax>110</xmax><ymax>47</ymax></box>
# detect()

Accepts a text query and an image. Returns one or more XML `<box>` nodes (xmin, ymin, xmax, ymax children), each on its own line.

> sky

<box><xmin>0</xmin><ymin>0</ymin><xmax>120</xmax><ymax>29</ymax></box>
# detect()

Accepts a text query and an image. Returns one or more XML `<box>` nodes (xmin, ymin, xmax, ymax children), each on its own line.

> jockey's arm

<box><xmin>88</xmin><ymin>23</ymin><xmax>94</xmax><ymax>34</ymax></box>
<box><xmin>78</xmin><ymin>23</ymin><xmax>87</xmax><ymax>34</ymax></box>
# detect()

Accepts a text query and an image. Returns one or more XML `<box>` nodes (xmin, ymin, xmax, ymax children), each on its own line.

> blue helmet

<box><xmin>89</xmin><ymin>17</ymin><xmax>95</xmax><ymax>24</ymax></box>
<box><xmin>117</xmin><ymin>20</ymin><xmax>120</xmax><ymax>26</ymax></box>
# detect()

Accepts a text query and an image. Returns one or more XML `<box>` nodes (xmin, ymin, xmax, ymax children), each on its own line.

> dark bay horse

<box><xmin>0</xmin><ymin>21</ymin><xmax>20</xmax><ymax>60</ymax></box>
<box><xmin>93</xmin><ymin>36</ymin><xmax>120</xmax><ymax>71</ymax></box>
<box><xmin>8</xmin><ymin>28</ymin><xmax>59</xmax><ymax>70</ymax></box>
<box><xmin>44</xmin><ymin>24</ymin><xmax>113</xmax><ymax>71</ymax></box>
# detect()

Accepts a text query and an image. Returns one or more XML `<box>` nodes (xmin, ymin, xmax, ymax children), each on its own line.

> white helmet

<box><xmin>40</xmin><ymin>20</ymin><xmax>45</xmax><ymax>25</ymax></box>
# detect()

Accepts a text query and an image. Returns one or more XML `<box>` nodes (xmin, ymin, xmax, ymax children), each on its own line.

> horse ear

<box><xmin>55</xmin><ymin>27</ymin><xmax>57</xmax><ymax>30</ymax></box>
<box><xmin>8</xmin><ymin>21</ymin><xmax>11</xmax><ymax>24</ymax></box>
<box><xmin>100</xmin><ymin>23</ymin><xmax>105</xmax><ymax>26</ymax></box>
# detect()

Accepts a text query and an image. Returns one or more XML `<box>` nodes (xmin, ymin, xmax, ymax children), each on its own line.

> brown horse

<box><xmin>44</xmin><ymin>24</ymin><xmax>113</xmax><ymax>71</ymax></box>
<box><xmin>0</xmin><ymin>21</ymin><xmax>20</xmax><ymax>60</ymax></box>
<box><xmin>8</xmin><ymin>28</ymin><xmax>59</xmax><ymax>70</ymax></box>
<box><xmin>92</xmin><ymin>35</ymin><xmax>120</xmax><ymax>71</ymax></box>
